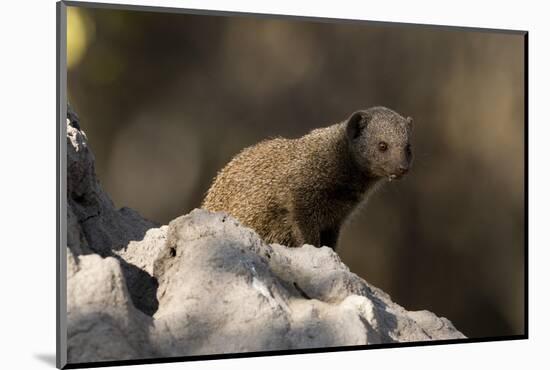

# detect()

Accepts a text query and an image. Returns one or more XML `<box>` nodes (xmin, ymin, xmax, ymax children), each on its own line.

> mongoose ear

<box><xmin>406</xmin><ymin>116</ymin><xmax>413</xmax><ymax>129</ymax></box>
<box><xmin>346</xmin><ymin>112</ymin><xmax>364</xmax><ymax>140</ymax></box>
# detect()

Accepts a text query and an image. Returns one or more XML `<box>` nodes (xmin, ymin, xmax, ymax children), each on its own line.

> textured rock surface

<box><xmin>66</xmin><ymin>248</ymin><xmax>156</xmax><ymax>362</ymax></box>
<box><xmin>65</xmin><ymin>111</ymin><xmax>466</xmax><ymax>364</ymax></box>
<box><xmin>67</xmin><ymin>116</ymin><xmax>157</xmax><ymax>256</ymax></box>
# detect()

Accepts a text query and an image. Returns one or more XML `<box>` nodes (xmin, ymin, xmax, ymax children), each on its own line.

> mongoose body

<box><xmin>203</xmin><ymin>106</ymin><xmax>413</xmax><ymax>249</ymax></box>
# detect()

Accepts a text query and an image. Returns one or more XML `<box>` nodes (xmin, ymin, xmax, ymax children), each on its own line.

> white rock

<box><xmin>66</xmin><ymin>249</ymin><xmax>156</xmax><ymax>362</ymax></box>
<box><xmin>148</xmin><ymin>210</ymin><xmax>465</xmax><ymax>357</ymax></box>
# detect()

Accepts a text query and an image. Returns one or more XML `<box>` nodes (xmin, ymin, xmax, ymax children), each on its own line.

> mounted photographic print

<box><xmin>56</xmin><ymin>1</ymin><xmax>527</xmax><ymax>368</ymax></box>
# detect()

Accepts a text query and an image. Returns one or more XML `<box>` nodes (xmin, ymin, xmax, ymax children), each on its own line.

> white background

<box><xmin>0</xmin><ymin>0</ymin><xmax>545</xmax><ymax>368</ymax></box>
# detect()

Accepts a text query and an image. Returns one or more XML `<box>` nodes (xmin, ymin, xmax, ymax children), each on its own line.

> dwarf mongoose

<box><xmin>203</xmin><ymin>106</ymin><xmax>413</xmax><ymax>249</ymax></box>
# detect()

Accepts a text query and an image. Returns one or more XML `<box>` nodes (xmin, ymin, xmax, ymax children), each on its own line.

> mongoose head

<box><xmin>346</xmin><ymin>106</ymin><xmax>413</xmax><ymax>181</ymax></box>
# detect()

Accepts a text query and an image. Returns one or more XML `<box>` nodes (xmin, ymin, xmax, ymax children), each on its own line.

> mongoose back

<box><xmin>202</xmin><ymin>106</ymin><xmax>413</xmax><ymax>249</ymax></box>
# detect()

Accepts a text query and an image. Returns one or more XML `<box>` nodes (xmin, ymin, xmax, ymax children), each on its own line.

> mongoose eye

<box><xmin>378</xmin><ymin>141</ymin><xmax>388</xmax><ymax>152</ymax></box>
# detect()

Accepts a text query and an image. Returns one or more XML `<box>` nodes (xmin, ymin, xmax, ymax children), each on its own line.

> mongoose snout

<box><xmin>203</xmin><ymin>106</ymin><xmax>413</xmax><ymax>249</ymax></box>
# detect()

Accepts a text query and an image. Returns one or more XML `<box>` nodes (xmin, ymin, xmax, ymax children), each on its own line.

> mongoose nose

<box><xmin>398</xmin><ymin>166</ymin><xmax>409</xmax><ymax>175</ymax></box>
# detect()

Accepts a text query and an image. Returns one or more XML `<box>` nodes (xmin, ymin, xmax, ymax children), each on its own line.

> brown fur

<box><xmin>202</xmin><ymin>106</ymin><xmax>413</xmax><ymax>249</ymax></box>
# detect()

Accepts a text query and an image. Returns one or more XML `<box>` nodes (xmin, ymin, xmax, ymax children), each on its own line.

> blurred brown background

<box><xmin>67</xmin><ymin>6</ymin><xmax>525</xmax><ymax>339</ymax></box>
